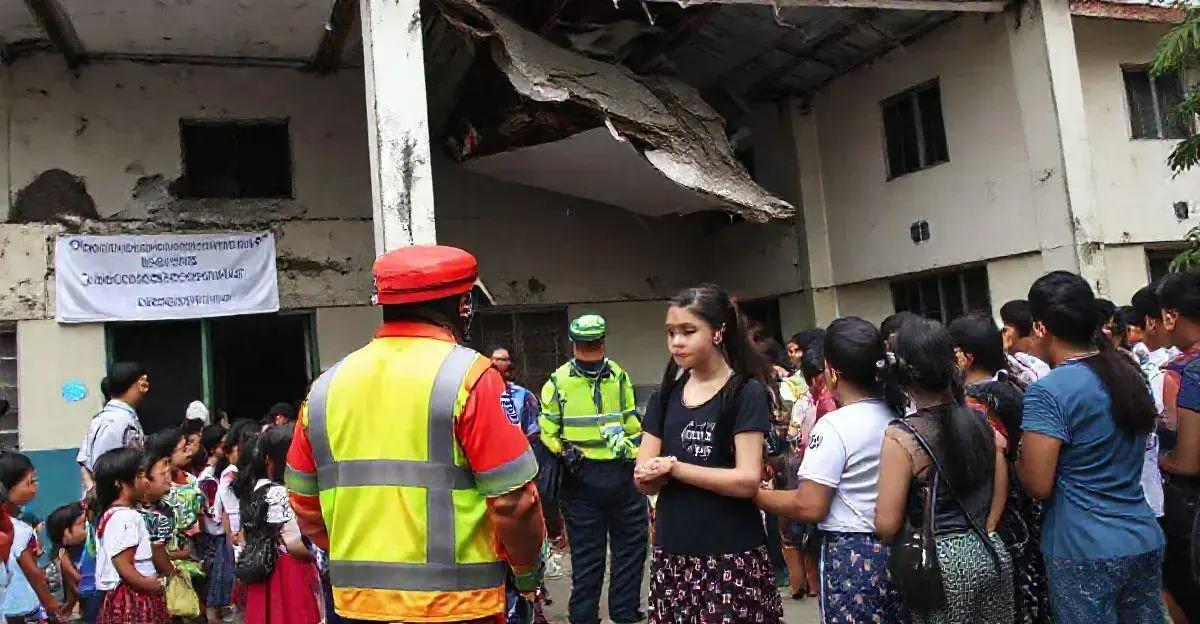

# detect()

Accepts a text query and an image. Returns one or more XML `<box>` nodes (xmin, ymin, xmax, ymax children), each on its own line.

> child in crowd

<box><xmin>48</xmin><ymin>502</ymin><xmax>97</xmax><ymax>623</ymax></box>
<box><xmin>194</xmin><ymin>424</ymin><xmax>226</xmax><ymax>624</ymax></box>
<box><xmin>208</xmin><ymin>420</ymin><xmax>255</xmax><ymax>618</ymax></box>
<box><xmin>1</xmin><ymin>453</ymin><xmax>65</xmax><ymax>623</ymax></box>
<box><xmin>94</xmin><ymin>447</ymin><xmax>168</xmax><ymax>624</ymax></box>
<box><xmin>233</xmin><ymin>425</ymin><xmax>321</xmax><ymax>624</ymax></box>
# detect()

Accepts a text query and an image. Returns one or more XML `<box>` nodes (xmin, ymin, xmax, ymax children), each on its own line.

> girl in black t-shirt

<box><xmin>635</xmin><ymin>284</ymin><xmax>783</xmax><ymax>624</ymax></box>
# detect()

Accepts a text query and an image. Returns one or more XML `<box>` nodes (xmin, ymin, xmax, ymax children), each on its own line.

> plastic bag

<box><xmin>166</xmin><ymin>571</ymin><xmax>200</xmax><ymax>617</ymax></box>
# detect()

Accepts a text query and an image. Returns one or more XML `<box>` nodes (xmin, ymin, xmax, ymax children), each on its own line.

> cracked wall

<box><xmin>2</xmin><ymin>56</ymin><xmax>376</xmax><ymax>319</ymax></box>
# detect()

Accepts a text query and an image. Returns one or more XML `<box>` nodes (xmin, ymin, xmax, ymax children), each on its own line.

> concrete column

<box><xmin>788</xmin><ymin>102</ymin><xmax>840</xmax><ymax>326</ymax></box>
<box><xmin>1006</xmin><ymin>0</ymin><xmax>1108</xmax><ymax>293</ymax></box>
<box><xmin>359</xmin><ymin>0</ymin><xmax>437</xmax><ymax>253</ymax></box>
<box><xmin>0</xmin><ymin>68</ymin><xmax>11</xmax><ymax>222</ymax></box>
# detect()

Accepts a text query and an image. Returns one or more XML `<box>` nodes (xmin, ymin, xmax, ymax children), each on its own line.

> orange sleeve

<box><xmin>457</xmin><ymin>367</ymin><xmax>539</xmax><ymax>497</ymax></box>
<box><xmin>285</xmin><ymin>410</ymin><xmax>329</xmax><ymax>551</ymax></box>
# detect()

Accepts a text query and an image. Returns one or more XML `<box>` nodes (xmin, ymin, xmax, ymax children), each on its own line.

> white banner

<box><xmin>55</xmin><ymin>232</ymin><xmax>280</xmax><ymax>323</ymax></box>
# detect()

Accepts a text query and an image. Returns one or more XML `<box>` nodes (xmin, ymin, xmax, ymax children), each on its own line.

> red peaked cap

<box><xmin>373</xmin><ymin>245</ymin><xmax>478</xmax><ymax>305</ymax></box>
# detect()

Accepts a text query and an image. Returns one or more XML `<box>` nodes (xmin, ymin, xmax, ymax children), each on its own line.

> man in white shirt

<box><xmin>77</xmin><ymin>362</ymin><xmax>149</xmax><ymax>490</ymax></box>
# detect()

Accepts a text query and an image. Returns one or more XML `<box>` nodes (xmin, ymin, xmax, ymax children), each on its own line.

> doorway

<box><xmin>106</xmin><ymin>312</ymin><xmax>315</xmax><ymax>432</ymax></box>
<box><xmin>107</xmin><ymin>321</ymin><xmax>204</xmax><ymax>434</ymax></box>
<box><xmin>210</xmin><ymin>314</ymin><xmax>312</xmax><ymax>422</ymax></box>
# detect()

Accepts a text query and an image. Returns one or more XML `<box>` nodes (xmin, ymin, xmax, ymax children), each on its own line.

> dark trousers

<box><xmin>562</xmin><ymin>460</ymin><xmax>648</xmax><ymax>624</ymax></box>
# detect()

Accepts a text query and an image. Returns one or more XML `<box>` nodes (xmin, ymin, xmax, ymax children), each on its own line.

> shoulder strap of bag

<box><xmin>893</xmin><ymin>418</ymin><xmax>1002</xmax><ymax>571</ymax></box>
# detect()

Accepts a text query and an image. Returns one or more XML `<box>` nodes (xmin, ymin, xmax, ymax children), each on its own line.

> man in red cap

<box><xmin>285</xmin><ymin>245</ymin><xmax>546</xmax><ymax>623</ymax></box>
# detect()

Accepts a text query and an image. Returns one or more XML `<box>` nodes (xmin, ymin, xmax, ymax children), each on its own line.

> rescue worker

<box><xmin>285</xmin><ymin>245</ymin><xmax>547</xmax><ymax>624</ymax></box>
<box><xmin>539</xmin><ymin>315</ymin><xmax>647</xmax><ymax>624</ymax></box>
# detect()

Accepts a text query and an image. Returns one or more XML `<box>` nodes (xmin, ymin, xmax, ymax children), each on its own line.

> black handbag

<box><xmin>234</xmin><ymin>486</ymin><xmax>281</xmax><ymax>584</ymax></box>
<box><xmin>888</xmin><ymin>419</ymin><xmax>1003</xmax><ymax>616</ymax></box>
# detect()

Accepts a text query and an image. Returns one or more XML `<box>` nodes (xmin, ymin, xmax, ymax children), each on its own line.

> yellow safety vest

<box><xmin>306</xmin><ymin>336</ymin><xmax>506</xmax><ymax>622</ymax></box>
<box><xmin>538</xmin><ymin>360</ymin><xmax>641</xmax><ymax>461</ymax></box>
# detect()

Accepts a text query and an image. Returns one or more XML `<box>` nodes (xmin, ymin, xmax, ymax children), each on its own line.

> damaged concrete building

<box><xmin>0</xmin><ymin>0</ymin><xmax>1198</xmax><ymax>513</ymax></box>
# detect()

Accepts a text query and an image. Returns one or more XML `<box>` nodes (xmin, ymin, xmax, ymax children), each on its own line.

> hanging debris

<box><xmin>436</xmin><ymin>0</ymin><xmax>793</xmax><ymax>222</ymax></box>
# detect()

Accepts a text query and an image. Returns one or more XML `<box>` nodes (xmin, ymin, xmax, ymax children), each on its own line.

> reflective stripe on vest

<box><xmin>307</xmin><ymin>345</ymin><xmax>505</xmax><ymax>592</ymax></box>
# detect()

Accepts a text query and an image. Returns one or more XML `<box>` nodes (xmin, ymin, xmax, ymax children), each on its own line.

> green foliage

<box><xmin>1153</xmin><ymin>7</ymin><xmax>1200</xmax><ymax>271</ymax></box>
<box><xmin>1152</xmin><ymin>8</ymin><xmax>1200</xmax><ymax>79</ymax></box>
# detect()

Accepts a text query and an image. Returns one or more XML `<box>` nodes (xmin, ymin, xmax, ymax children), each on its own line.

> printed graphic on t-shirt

<box><xmin>500</xmin><ymin>392</ymin><xmax>520</xmax><ymax>426</ymax></box>
<box><xmin>681</xmin><ymin>420</ymin><xmax>716</xmax><ymax>460</ymax></box>
<box><xmin>807</xmin><ymin>432</ymin><xmax>823</xmax><ymax>450</ymax></box>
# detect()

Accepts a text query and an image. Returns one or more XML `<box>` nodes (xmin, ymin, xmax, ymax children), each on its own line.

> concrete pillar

<box><xmin>0</xmin><ymin>68</ymin><xmax>10</xmax><ymax>222</ymax></box>
<box><xmin>788</xmin><ymin>102</ymin><xmax>840</xmax><ymax>326</ymax></box>
<box><xmin>359</xmin><ymin>0</ymin><xmax>437</xmax><ymax>253</ymax></box>
<box><xmin>1007</xmin><ymin>0</ymin><xmax>1108</xmax><ymax>293</ymax></box>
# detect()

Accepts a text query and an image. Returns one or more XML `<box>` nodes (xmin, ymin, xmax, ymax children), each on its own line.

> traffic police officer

<box><xmin>285</xmin><ymin>245</ymin><xmax>547</xmax><ymax>623</ymax></box>
<box><xmin>539</xmin><ymin>315</ymin><xmax>647</xmax><ymax>624</ymax></box>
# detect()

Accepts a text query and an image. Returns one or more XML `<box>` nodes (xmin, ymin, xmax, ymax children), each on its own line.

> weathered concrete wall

<box><xmin>2</xmin><ymin>56</ymin><xmax>376</xmax><ymax>318</ymax></box>
<box><xmin>0</xmin><ymin>224</ymin><xmax>53</xmax><ymax>321</ymax></box>
<box><xmin>16</xmin><ymin>319</ymin><xmax>106</xmax><ymax>452</ymax></box>
<box><xmin>566</xmin><ymin>300</ymin><xmax>668</xmax><ymax>386</ymax></box>
<box><xmin>315</xmin><ymin>305</ymin><xmax>383</xmax><ymax>371</ymax></box>
<box><xmin>435</xmin><ymin>156</ymin><xmax>705</xmax><ymax>306</ymax></box>
<box><xmin>813</xmin><ymin>15</ymin><xmax>1044</xmax><ymax>286</ymax></box>
<box><xmin>834</xmin><ymin>280</ymin><xmax>895</xmax><ymax>326</ymax></box>
<box><xmin>1074</xmin><ymin>17</ymin><xmax>1200</xmax><ymax>247</ymax></box>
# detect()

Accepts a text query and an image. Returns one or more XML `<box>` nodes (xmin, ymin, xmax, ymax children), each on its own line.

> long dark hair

<box><xmin>233</xmin><ymin>425</ymin><xmax>294</xmax><ymax>503</ymax></box>
<box><xmin>1029</xmin><ymin>271</ymin><xmax>1156</xmax><ymax>435</ymax></box>
<box><xmin>214</xmin><ymin>419</ymin><xmax>258</xmax><ymax>477</ymax></box>
<box><xmin>887</xmin><ymin>319</ymin><xmax>993</xmax><ymax>494</ymax></box>
<box><xmin>145</xmin><ymin>427</ymin><xmax>184</xmax><ymax>468</ymax></box>
<box><xmin>93</xmin><ymin>447</ymin><xmax>143</xmax><ymax>514</ymax></box>
<box><xmin>660</xmin><ymin>285</ymin><xmax>775</xmax><ymax>398</ymax></box>
<box><xmin>823</xmin><ymin>317</ymin><xmax>903</xmax><ymax>409</ymax></box>
<box><xmin>0</xmin><ymin>453</ymin><xmax>34</xmax><ymax>503</ymax></box>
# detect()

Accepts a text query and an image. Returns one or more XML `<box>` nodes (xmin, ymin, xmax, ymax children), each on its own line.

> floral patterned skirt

<box><xmin>820</xmin><ymin>531</ymin><xmax>908</xmax><ymax>624</ymax></box>
<box><xmin>648</xmin><ymin>546</ymin><xmax>784</xmax><ymax>624</ymax></box>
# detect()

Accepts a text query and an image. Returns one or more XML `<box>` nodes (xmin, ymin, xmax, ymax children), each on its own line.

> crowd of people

<box><xmin>4</xmin><ymin>259</ymin><xmax>1200</xmax><ymax>624</ymax></box>
<box><xmin>622</xmin><ymin>268</ymin><xmax>1200</xmax><ymax>624</ymax></box>
<box><xmin>0</xmin><ymin>364</ymin><xmax>323</xmax><ymax>624</ymax></box>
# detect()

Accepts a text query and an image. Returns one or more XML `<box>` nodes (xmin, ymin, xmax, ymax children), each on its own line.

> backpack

<box><xmin>233</xmin><ymin>484</ymin><xmax>281</xmax><ymax>584</ymax></box>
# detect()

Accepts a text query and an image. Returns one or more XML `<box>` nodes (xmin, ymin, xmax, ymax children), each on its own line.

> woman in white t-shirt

<box><xmin>756</xmin><ymin>317</ymin><xmax>907</xmax><ymax>623</ymax></box>
<box><xmin>93</xmin><ymin>447</ymin><xmax>167</xmax><ymax>624</ymax></box>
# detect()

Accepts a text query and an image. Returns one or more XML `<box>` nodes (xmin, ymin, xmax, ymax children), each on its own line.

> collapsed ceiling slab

<box><xmin>436</xmin><ymin>0</ymin><xmax>794</xmax><ymax>222</ymax></box>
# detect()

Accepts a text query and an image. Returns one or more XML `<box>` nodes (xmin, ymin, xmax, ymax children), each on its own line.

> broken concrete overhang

<box><xmin>437</xmin><ymin>0</ymin><xmax>793</xmax><ymax>223</ymax></box>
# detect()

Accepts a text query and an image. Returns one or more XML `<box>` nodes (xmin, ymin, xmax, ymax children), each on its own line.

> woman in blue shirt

<box><xmin>1017</xmin><ymin>271</ymin><xmax>1164</xmax><ymax>624</ymax></box>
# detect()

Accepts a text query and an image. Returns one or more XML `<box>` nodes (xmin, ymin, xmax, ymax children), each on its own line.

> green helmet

<box><xmin>569</xmin><ymin>314</ymin><xmax>607</xmax><ymax>342</ymax></box>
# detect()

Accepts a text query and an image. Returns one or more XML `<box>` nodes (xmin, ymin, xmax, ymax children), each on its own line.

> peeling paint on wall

<box><xmin>11</xmin><ymin>169</ymin><xmax>100</xmax><ymax>224</ymax></box>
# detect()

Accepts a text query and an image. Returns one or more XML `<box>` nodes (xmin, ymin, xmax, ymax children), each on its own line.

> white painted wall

<box><xmin>1104</xmin><ymin>244</ymin><xmax>1152</xmax><ymax>304</ymax></box>
<box><xmin>1074</xmin><ymin>17</ymin><xmax>1200</xmax><ymax>246</ymax></box>
<box><xmin>985</xmin><ymin>253</ymin><xmax>1046</xmax><ymax>313</ymax></box>
<box><xmin>16</xmin><ymin>319</ymin><xmax>106</xmax><ymax>452</ymax></box>
<box><xmin>814</xmin><ymin>15</ymin><xmax>1044</xmax><ymax>286</ymax></box>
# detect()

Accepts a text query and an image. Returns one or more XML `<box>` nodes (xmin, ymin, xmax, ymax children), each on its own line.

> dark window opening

<box><xmin>469</xmin><ymin>308</ymin><xmax>570</xmax><ymax>392</ymax></box>
<box><xmin>179</xmin><ymin>120</ymin><xmax>292</xmax><ymax>198</ymax></box>
<box><xmin>882</xmin><ymin>80</ymin><xmax>949</xmax><ymax>179</ymax></box>
<box><xmin>1124</xmin><ymin>67</ymin><xmax>1191</xmax><ymax>140</ymax></box>
<box><xmin>107</xmin><ymin>313</ymin><xmax>314</xmax><ymax>432</ymax></box>
<box><xmin>891</xmin><ymin>265</ymin><xmax>991</xmax><ymax>323</ymax></box>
